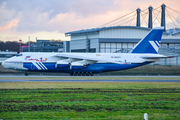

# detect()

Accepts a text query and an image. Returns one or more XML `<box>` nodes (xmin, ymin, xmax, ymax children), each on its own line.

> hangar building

<box><xmin>65</xmin><ymin>26</ymin><xmax>180</xmax><ymax>53</ymax></box>
<box><xmin>64</xmin><ymin>4</ymin><xmax>180</xmax><ymax>65</ymax></box>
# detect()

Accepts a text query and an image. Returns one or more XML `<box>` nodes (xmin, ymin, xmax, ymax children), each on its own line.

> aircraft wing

<box><xmin>55</xmin><ymin>53</ymin><xmax>120</xmax><ymax>66</ymax></box>
<box><xmin>55</xmin><ymin>53</ymin><xmax>107</xmax><ymax>68</ymax></box>
<box><xmin>55</xmin><ymin>53</ymin><xmax>99</xmax><ymax>61</ymax></box>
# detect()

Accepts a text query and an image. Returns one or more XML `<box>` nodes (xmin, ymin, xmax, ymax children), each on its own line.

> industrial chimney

<box><xmin>161</xmin><ymin>4</ymin><xmax>166</xmax><ymax>31</ymax></box>
<box><xmin>148</xmin><ymin>6</ymin><xmax>153</xmax><ymax>29</ymax></box>
<box><xmin>136</xmin><ymin>8</ymin><xmax>141</xmax><ymax>27</ymax></box>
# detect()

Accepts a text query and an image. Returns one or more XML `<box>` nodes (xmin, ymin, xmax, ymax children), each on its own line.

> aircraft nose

<box><xmin>2</xmin><ymin>61</ymin><xmax>8</xmax><ymax>69</ymax></box>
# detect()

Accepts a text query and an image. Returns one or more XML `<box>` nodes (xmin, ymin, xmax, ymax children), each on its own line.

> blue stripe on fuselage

<box><xmin>23</xmin><ymin>62</ymin><xmax>152</xmax><ymax>73</ymax></box>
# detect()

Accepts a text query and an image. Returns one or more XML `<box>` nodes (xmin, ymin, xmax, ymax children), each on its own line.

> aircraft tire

<box><xmin>90</xmin><ymin>73</ymin><xmax>94</xmax><ymax>76</ymax></box>
<box><xmin>25</xmin><ymin>72</ymin><xmax>28</xmax><ymax>76</ymax></box>
<box><xmin>77</xmin><ymin>72</ymin><xmax>81</xmax><ymax>76</ymax></box>
<box><xmin>82</xmin><ymin>72</ymin><xmax>85</xmax><ymax>76</ymax></box>
<box><xmin>79</xmin><ymin>72</ymin><xmax>83</xmax><ymax>76</ymax></box>
<box><xmin>86</xmin><ymin>72</ymin><xmax>89</xmax><ymax>76</ymax></box>
<box><xmin>74</xmin><ymin>72</ymin><xmax>77</xmax><ymax>76</ymax></box>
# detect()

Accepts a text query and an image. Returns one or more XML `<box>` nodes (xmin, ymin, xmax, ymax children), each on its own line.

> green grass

<box><xmin>0</xmin><ymin>83</ymin><xmax>180</xmax><ymax>119</ymax></box>
<box><xmin>1</xmin><ymin>82</ymin><xmax>180</xmax><ymax>89</ymax></box>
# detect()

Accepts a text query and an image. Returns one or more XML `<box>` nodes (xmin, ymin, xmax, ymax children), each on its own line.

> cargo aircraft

<box><xmin>2</xmin><ymin>27</ymin><xmax>173</xmax><ymax>76</ymax></box>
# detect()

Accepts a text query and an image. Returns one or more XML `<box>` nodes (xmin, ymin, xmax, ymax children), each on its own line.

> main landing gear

<box><xmin>70</xmin><ymin>72</ymin><xmax>94</xmax><ymax>76</ymax></box>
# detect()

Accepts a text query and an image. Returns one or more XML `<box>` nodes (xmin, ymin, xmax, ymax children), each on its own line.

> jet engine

<box><xmin>56</xmin><ymin>60</ymin><xmax>69</xmax><ymax>68</ymax></box>
<box><xmin>71</xmin><ymin>61</ymin><xmax>85</xmax><ymax>70</ymax></box>
<box><xmin>71</xmin><ymin>60</ymin><xmax>95</xmax><ymax>70</ymax></box>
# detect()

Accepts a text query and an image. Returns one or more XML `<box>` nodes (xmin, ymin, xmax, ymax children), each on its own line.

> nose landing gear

<box><xmin>25</xmin><ymin>71</ymin><xmax>28</xmax><ymax>76</ymax></box>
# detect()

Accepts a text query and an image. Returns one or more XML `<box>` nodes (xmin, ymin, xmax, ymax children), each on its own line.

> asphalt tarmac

<box><xmin>0</xmin><ymin>79</ymin><xmax>180</xmax><ymax>82</ymax></box>
<box><xmin>1</xmin><ymin>74</ymin><xmax>180</xmax><ymax>78</ymax></box>
<box><xmin>0</xmin><ymin>75</ymin><xmax>180</xmax><ymax>82</ymax></box>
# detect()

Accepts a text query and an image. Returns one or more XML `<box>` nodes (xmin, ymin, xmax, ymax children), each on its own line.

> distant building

<box><xmin>63</xmin><ymin>41</ymin><xmax>70</xmax><ymax>52</ymax></box>
<box><xmin>23</xmin><ymin>40</ymin><xmax>63</xmax><ymax>52</ymax></box>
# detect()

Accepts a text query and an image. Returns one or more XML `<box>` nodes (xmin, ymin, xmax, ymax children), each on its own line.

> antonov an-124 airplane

<box><xmin>2</xmin><ymin>27</ymin><xmax>173</xmax><ymax>76</ymax></box>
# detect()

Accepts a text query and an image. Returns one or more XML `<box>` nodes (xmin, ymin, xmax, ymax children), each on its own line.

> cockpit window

<box><xmin>16</xmin><ymin>54</ymin><xmax>23</xmax><ymax>57</ymax></box>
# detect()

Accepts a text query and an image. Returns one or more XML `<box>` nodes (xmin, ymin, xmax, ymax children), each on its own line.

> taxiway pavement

<box><xmin>0</xmin><ymin>79</ymin><xmax>180</xmax><ymax>82</ymax></box>
<box><xmin>0</xmin><ymin>75</ymin><xmax>180</xmax><ymax>82</ymax></box>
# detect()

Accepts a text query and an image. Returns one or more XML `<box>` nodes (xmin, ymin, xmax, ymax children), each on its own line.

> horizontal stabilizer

<box><xmin>141</xmin><ymin>56</ymin><xmax>175</xmax><ymax>59</ymax></box>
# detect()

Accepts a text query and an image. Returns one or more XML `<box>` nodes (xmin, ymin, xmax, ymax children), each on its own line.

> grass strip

<box><xmin>1</xmin><ymin>82</ymin><xmax>180</xmax><ymax>89</ymax></box>
<box><xmin>0</xmin><ymin>87</ymin><xmax>180</xmax><ymax>119</ymax></box>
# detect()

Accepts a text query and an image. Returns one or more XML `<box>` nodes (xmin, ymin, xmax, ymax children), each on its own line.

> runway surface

<box><xmin>1</xmin><ymin>74</ymin><xmax>180</xmax><ymax>78</ymax></box>
<box><xmin>0</xmin><ymin>79</ymin><xmax>180</xmax><ymax>82</ymax></box>
<box><xmin>1</xmin><ymin>75</ymin><xmax>180</xmax><ymax>82</ymax></box>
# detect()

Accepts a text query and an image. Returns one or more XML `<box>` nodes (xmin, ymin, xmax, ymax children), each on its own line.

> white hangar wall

<box><xmin>99</xmin><ymin>27</ymin><xmax>149</xmax><ymax>39</ymax></box>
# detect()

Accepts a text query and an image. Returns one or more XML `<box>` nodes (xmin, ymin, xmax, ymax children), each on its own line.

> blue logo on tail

<box><xmin>131</xmin><ymin>27</ymin><xmax>164</xmax><ymax>54</ymax></box>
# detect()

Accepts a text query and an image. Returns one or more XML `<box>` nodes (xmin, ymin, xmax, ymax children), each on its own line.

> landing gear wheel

<box><xmin>82</xmin><ymin>73</ymin><xmax>85</xmax><ymax>76</ymax></box>
<box><xmin>78</xmin><ymin>72</ymin><xmax>82</xmax><ymax>76</ymax></box>
<box><xmin>74</xmin><ymin>72</ymin><xmax>77</xmax><ymax>76</ymax></box>
<box><xmin>86</xmin><ymin>72</ymin><xmax>89</xmax><ymax>76</ymax></box>
<box><xmin>25</xmin><ymin>72</ymin><xmax>28</xmax><ymax>76</ymax></box>
<box><xmin>90</xmin><ymin>72</ymin><xmax>94</xmax><ymax>76</ymax></box>
<box><xmin>70</xmin><ymin>73</ymin><xmax>73</xmax><ymax>76</ymax></box>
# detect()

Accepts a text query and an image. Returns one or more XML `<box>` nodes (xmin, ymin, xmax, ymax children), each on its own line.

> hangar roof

<box><xmin>65</xmin><ymin>26</ymin><xmax>171</xmax><ymax>36</ymax></box>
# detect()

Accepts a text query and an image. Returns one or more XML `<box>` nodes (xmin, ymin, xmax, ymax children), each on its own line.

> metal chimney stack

<box><xmin>148</xmin><ymin>6</ymin><xmax>153</xmax><ymax>29</ymax></box>
<box><xmin>136</xmin><ymin>8</ymin><xmax>141</xmax><ymax>27</ymax></box>
<box><xmin>161</xmin><ymin>4</ymin><xmax>166</xmax><ymax>31</ymax></box>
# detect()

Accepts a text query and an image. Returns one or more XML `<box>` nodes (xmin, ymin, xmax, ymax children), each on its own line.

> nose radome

<box><xmin>2</xmin><ymin>61</ymin><xmax>8</xmax><ymax>69</ymax></box>
<box><xmin>2</xmin><ymin>61</ymin><xmax>5</xmax><ymax>68</ymax></box>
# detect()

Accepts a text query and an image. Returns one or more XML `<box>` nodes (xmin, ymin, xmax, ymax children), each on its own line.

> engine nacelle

<box><xmin>56</xmin><ymin>61</ymin><xmax>69</xmax><ymax>68</ymax></box>
<box><xmin>71</xmin><ymin>61</ymin><xmax>85</xmax><ymax>70</ymax></box>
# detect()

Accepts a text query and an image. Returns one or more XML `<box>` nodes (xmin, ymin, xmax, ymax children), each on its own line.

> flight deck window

<box><xmin>16</xmin><ymin>54</ymin><xmax>22</xmax><ymax>57</ymax></box>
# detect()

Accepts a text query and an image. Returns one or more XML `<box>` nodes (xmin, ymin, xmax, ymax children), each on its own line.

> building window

<box><xmin>122</xmin><ymin>43</ymin><xmax>127</xmax><ymax>48</ymax></box>
<box><xmin>106</xmin><ymin>49</ymin><xmax>110</xmax><ymax>53</ymax></box>
<box><xmin>100</xmin><ymin>43</ymin><xmax>105</xmax><ymax>48</ymax></box>
<box><xmin>111</xmin><ymin>49</ymin><xmax>117</xmax><ymax>53</ymax></box>
<box><xmin>128</xmin><ymin>43</ymin><xmax>134</xmax><ymax>48</ymax></box>
<box><xmin>100</xmin><ymin>49</ymin><xmax>105</xmax><ymax>53</ymax></box>
<box><xmin>111</xmin><ymin>43</ymin><xmax>116</xmax><ymax>49</ymax></box>
<box><xmin>117</xmin><ymin>43</ymin><xmax>121</xmax><ymax>49</ymax></box>
<box><xmin>71</xmin><ymin>49</ymin><xmax>96</xmax><ymax>53</ymax></box>
<box><xmin>106</xmin><ymin>43</ymin><xmax>110</xmax><ymax>48</ymax></box>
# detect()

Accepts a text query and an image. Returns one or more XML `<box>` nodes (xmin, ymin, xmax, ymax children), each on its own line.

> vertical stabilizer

<box><xmin>130</xmin><ymin>27</ymin><xmax>164</xmax><ymax>54</ymax></box>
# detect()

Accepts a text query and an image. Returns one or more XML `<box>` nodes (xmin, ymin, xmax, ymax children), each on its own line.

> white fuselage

<box><xmin>2</xmin><ymin>52</ymin><xmax>165</xmax><ymax>72</ymax></box>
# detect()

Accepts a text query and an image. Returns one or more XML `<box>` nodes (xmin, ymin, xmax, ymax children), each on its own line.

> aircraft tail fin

<box><xmin>130</xmin><ymin>27</ymin><xmax>164</xmax><ymax>54</ymax></box>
